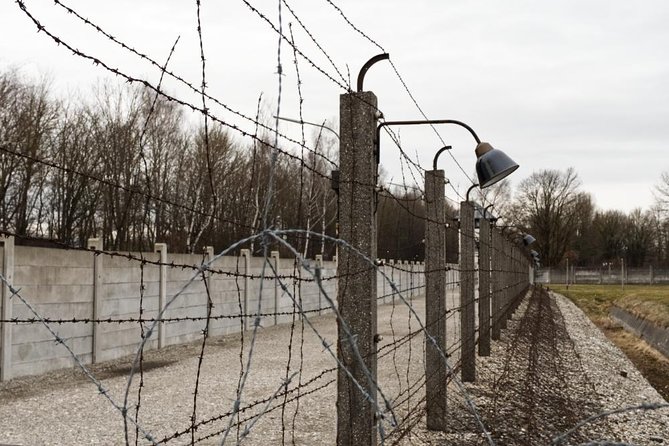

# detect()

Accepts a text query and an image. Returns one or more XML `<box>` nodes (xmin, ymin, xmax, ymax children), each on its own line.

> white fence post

<box><xmin>204</xmin><ymin>246</ymin><xmax>215</xmax><ymax>337</ymax></box>
<box><xmin>315</xmin><ymin>254</ymin><xmax>323</xmax><ymax>315</ymax></box>
<box><xmin>241</xmin><ymin>249</ymin><xmax>251</xmax><ymax>330</ymax></box>
<box><xmin>88</xmin><ymin>238</ymin><xmax>103</xmax><ymax>363</ymax></box>
<box><xmin>154</xmin><ymin>243</ymin><xmax>167</xmax><ymax>348</ymax></box>
<box><xmin>271</xmin><ymin>251</ymin><xmax>280</xmax><ymax>323</ymax></box>
<box><xmin>0</xmin><ymin>235</ymin><xmax>15</xmax><ymax>381</ymax></box>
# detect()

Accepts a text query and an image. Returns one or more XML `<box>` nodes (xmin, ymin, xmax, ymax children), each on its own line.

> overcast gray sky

<box><xmin>1</xmin><ymin>0</ymin><xmax>668</xmax><ymax>212</ymax></box>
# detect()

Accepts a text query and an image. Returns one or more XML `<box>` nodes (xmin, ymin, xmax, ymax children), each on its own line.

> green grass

<box><xmin>550</xmin><ymin>284</ymin><xmax>669</xmax><ymax>328</ymax></box>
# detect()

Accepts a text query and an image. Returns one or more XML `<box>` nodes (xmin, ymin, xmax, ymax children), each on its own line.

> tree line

<box><xmin>0</xmin><ymin>69</ymin><xmax>345</xmax><ymax>257</ymax></box>
<box><xmin>1</xmin><ymin>69</ymin><xmax>429</xmax><ymax>259</ymax></box>
<box><xmin>511</xmin><ymin>167</ymin><xmax>669</xmax><ymax>268</ymax></box>
<box><xmin>4</xmin><ymin>69</ymin><xmax>666</xmax><ymax>266</ymax></box>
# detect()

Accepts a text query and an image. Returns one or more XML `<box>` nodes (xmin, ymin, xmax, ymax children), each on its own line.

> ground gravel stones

<box><xmin>0</xmin><ymin>287</ymin><xmax>667</xmax><ymax>445</ymax></box>
<box><xmin>553</xmin><ymin>290</ymin><xmax>669</xmax><ymax>445</ymax></box>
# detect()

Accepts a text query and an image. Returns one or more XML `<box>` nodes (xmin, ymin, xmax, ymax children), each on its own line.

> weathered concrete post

<box><xmin>478</xmin><ymin>219</ymin><xmax>491</xmax><ymax>356</ymax></box>
<box><xmin>389</xmin><ymin>259</ymin><xmax>395</xmax><ymax>302</ymax></box>
<box><xmin>424</xmin><ymin>169</ymin><xmax>448</xmax><ymax>430</ymax></box>
<box><xmin>241</xmin><ymin>249</ymin><xmax>251</xmax><ymax>330</ymax></box>
<box><xmin>507</xmin><ymin>243</ymin><xmax>516</xmax><ymax>319</ymax></box>
<box><xmin>491</xmin><ymin>228</ymin><xmax>502</xmax><ymax>341</ymax></box>
<box><xmin>271</xmin><ymin>251</ymin><xmax>280</xmax><ymax>321</ymax></box>
<box><xmin>315</xmin><ymin>254</ymin><xmax>323</xmax><ymax>315</ymax></box>
<box><xmin>499</xmin><ymin>238</ymin><xmax>509</xmax><ymax>329</ymax></box>
<box><xmin>381</xmin><ymin>259</ymin><xmax>388</xmax><ymax>304</ymax></box>
<box><xmin>154</xmin><ymin>243</ymin><xmax>167</xmax><ymax>348</ymax></box>
<box><xmin>409</xmin><ymin>261</ymin><xmax>413</xmax><ymax>294</ymax></box>
<box><xmin>529</xmin><ymin>262</ymin><xmax>534</xmax><ymax>285</ymax></box>
<box><xmin>204</xmin><ymin>246</ymin><xmax>215</xmax><ymax>337</ymax></box>
<box><xmin>0</xmin><ymin>235</ymin><xmax>14</xmax><ymax>381</ymax></box>
<box><xmin>445</xmin><ymin>220</ymin><xmax>459</xmax><ymax>264</ymax></box>
<box><xmin>337</xmin><ymin>91</ymin><xmax>378</xmax><ymax>446</ymax></box>
<box><xmin>88</xmin><ymin>238</ymin><xmax>103</xmax><ymax>363</ymax></box>
<box><xmin>460</xmin><ymin>201</ymin><xmax>476</xmax><ymax>382</ymax></box>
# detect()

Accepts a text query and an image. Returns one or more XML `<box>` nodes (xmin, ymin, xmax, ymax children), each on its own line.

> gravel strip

<box><xmin>552</xmin><ymin>291</ymin><xmax>669</xmax><ymax>444</ymax></box>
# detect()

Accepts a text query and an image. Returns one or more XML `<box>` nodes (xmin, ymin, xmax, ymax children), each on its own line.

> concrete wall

<box><xmin>0</xmin><ymin>242</ymin><xmax>425</xmax><ymax>380</ymax></box>
<box><xmin>610</xmin><ymin>306</ymin><xmax>669</xmax><ymax>358</ymax></box>
<box><xmin>11</xmin><ymin>246</ymin><xmax>95</xmax><ymax>377</ymax></box>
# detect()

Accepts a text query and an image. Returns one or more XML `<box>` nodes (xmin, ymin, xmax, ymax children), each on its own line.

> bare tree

<box><xmin>511</xmin><ymin>167</ymin><xmax>589</xmax><ymax>266</ymax></box>
<box><xmin>0</xmin><ymin>70</ymin><xmax>59</xmax><ymax>235</ymax></box>
<box><xmin>477</xmin><ymin>177</ymin><xmax>512</xmax><ymax>220</ymax></box>
<box><xmin>653</xmin><ymin>171</ymin><xmax>669</xmax><ymax>213</ymax></box>
<box><xmin>46</xmin><ymin>104</ymin><xmax>101</xmax><ymax>245</ymax></box>
<box><xmin>624</xmin><ymin>208</ymin><xmax>656</xmax><ymax>267</ymax></box>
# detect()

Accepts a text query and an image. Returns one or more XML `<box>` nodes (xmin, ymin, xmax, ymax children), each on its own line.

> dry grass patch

<box><xmin>550</xmin><ymin>284</ymin><xmax>669</xmax><ymax>328</ymax></box>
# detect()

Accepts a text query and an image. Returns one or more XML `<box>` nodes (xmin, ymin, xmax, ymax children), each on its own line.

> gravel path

<box><xmin>552</xmin><ymin>290</ymin><xmax>669</xmax><ymax>444</ymax></box>
<box><xmin>0</xmin><ymin>287</ymin><xmax>667</xmax><ymax>445</ymax></box>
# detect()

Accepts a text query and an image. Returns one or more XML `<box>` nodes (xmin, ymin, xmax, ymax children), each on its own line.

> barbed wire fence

<box><xmin>0</xmin><ymin>1</ymin><xmax>667</xmax><ymax>445</ymax></box>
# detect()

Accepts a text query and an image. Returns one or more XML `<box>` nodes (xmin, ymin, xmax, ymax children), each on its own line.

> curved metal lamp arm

<box><xmin>357</xmin><ymin>53</ymin><xmax>390</xmax><ymax>92</ymax></box>
<box><xmin>432</xmin><ymin>145</ymin><xmax>452</xmax><ymax>170</ymax></box>
<box><xmin>466</xmin><ymin>183</ymin><xmax>479</xmax><ymax>202</ymax></box>
<box><xmin>376</xmin><ymin>119</ymin><xmax>482</xmax><ymax>165</ymax></box>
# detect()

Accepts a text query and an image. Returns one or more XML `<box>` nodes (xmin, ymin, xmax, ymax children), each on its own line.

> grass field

<box><xmin>550</xmin><ymin>284</ymin><xmax>669</xmax><ymax>328</ymax></box>
<box><xmin>550</xmin><ymin>284</ymin><xmax>669</xmax><ymax>400</ymax></box>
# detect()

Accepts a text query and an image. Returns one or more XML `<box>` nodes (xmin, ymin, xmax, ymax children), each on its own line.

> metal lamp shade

<box><xmin>530</xmin><ymin>250</ymin><xmax>540</xmax><ymax>262</ymax></box>
<box><xmin>523</xmin><ymin>234</ymin><xmax>536</xmax><ymax>246</ymax></box>
<box><xmin>475</xmin><ymin>143</ymin><xmax>520</xmax><ymax>189</ymax></box>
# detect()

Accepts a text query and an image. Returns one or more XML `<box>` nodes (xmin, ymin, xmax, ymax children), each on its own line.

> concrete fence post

<box><xmin>408</xmin><ymin>260</ymin><xmax>416</xmax><ymax>299</ymax></box>
<box><xmin>424</xmin><ymin>169</ymin><xmax>448</xmax><ymax>429</ymax></box>
<box><xmin>508</xmin><ymin>241</ymin><xmax>515</xmax><ymax>317</ymax></box>
<box><xmin>154</xmin><ymin>243</ymin><xmax>167</xmax><ymax>349</ymax></box>
<box><xmin>315</xmin><ymin>254</ymin><xmax>323</xmax><ymax>315</ymax></box>
<box><xmin>204</xmin><ymin>246</ymin><xmax>214</xmax><ymax>265</ymax></box>
<box><xmin>478</xmin><ymin>219</ymin><xmax>491</xmax><ymax>356</ymax></box>
<box><xmin>88</xmin><ymin>238</ymin><xmax>103</xmax><ymax>363</ymax></box>
<box><xmin>204</xmin><ymin>246</ymin><xmax>215</xmax><ymax>337</ymax></box>
<box><xmin>0</xmin><ymin>235</ymin><xmax>14</xmax><ymax>381</ymax></box>
<box><xmin>240</xmin><ymin>249</ymin><xmax>251</xmax><ymax>331</ymax></box>
<box><xmin>460</xmin><ymin>201</ymin><xmax>476</xmax><ymax>382</ymax></box>
<box><xmin>270</xmin><ymin>251</ymin><xmax>280</xmax><ymax>322</ymax></box>
<box><xmin>500</xmin><ymin>239</ymin><xmax>509</xmax><ymax>329</ymax></box>
<box><xmin>380</xmin><ymin>259</ymin><xmax>387</xmax><ymax>304</ymax></box>
<box><xmin>389</xmin><ymin>260</ymin><xmax>395</xmax><ymax>302</ymax></box>
<box><xmin>445</xmin><ymin>220</ymin><xmax>459</xmax><ymax>264</ymax></box>
<box><xmin>336</xmin><ymin>90</ymin><xmax>379</xmax><ymax>446</ymax></box>
<box><xmin>491</xmin><ymin>229</ymin><xmax>502</xmax><ymax>341</ymax></box>
<box><xmin>397</xmin><ymin>260</ymin><xmax>402</xmax><ymax>297</ymax></box>
<box><xmin>333</xmin><ymin>254</ymin><xmax>338</xmax><ymax>307</ymax></box>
